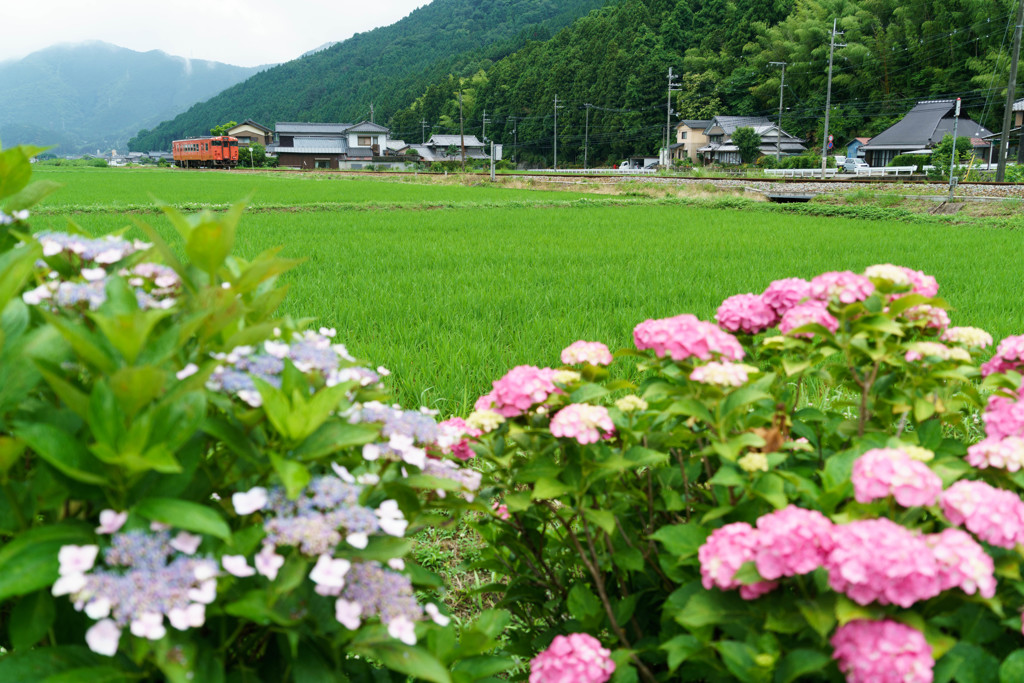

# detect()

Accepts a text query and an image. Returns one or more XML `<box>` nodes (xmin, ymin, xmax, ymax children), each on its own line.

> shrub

<box><xmin>889</xmin><ymin>154</ymin><xmax>929</xmax><ymax>172</ymax></box>
<box><xmin>465</xmin><ymin>261</ymin><xmax>1024</xmax><ymax>682</ymax></box>
<box><xmin>0</xmin><ymin>143</ymin><xmax>507</xmax><ymax>681</ymax></box>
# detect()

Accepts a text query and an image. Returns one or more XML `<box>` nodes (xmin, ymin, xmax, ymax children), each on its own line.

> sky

<box><xmin>1</xmin><ymin>0</ymin><xmax>430</xmax><ymax>67</ymax></box>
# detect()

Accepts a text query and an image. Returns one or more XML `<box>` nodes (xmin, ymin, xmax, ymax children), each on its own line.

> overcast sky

<box><xmin>1</xmin><ymin>0</ymin><xmax>430</xmax><ymax>67</ymax></box>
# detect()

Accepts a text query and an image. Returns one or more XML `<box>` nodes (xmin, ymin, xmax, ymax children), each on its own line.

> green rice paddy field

<box><xmin>29</xmin><ymin>167</ymin><xmax>1024</xmax><ymax>412</ymax></box>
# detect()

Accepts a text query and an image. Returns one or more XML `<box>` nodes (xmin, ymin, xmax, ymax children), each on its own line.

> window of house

<box><xmin>358</xmin><ymin>136</ymin><xmax>372</xmax><ymax>147</ymax></box>
<box><xmin>315</xmin><ymin>159</ymin><xmax>330</xmax><ymax>169</ymax></box>
<box><xmin>279</xmin><ymin>136</ymin><xmax>294</xmax><ymax>147</ymax></box>
<box><xmin>681</xmin><ymin>131</ymin><xmax>687</xmax><ymax>139</ymax></box>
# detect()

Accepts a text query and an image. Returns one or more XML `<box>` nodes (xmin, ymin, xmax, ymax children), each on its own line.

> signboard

<box><xmin>494</xmin><ymin>144</ymin><xmax>503</xmax><ymax>161</ymax></box>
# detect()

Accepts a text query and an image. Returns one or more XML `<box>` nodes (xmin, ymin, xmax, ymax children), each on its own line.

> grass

<box><xmin>30</xmin><ymin>179</ymin><xmax>1024</xmax><ymax>413</ymax></box>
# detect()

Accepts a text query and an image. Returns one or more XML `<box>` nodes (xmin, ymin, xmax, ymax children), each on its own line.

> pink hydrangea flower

<box><xmin>981</xmin><ymin>335</ymin><xmax>1024</xmax><ymax>376</ymax></box>
<box><xmin>809</xmin><ymin>271</ymin><xmax>875</xmax><ymax>304</ymax></box>
<box><xmin>982</xmin><ymin>390</ymin><xmax>1024</xmax><ymax>439</ymax></box>
<box><xmin>926</xmin><ymin>528</ymin><xmax>996</xmax><ymax>598</ymax></box>
<box><xmin>966</xmin><ymin>436</ymin><xmax>1024</xmax><ymax>472</ymax></box>
<box><xmin>851</xmin><ymin>448</ymin><xmax>943</xmax><ymax>508</ymax></box>
<box><xmin>479</xmin><ymin>366</ymin><xmax>559</xmax><ymax>417</ymax></box>
<box><xmin>824</xmin><ymin>518</ymin><xmax>941</xmax><ymax>607</ymax></box>
<box><xmin>439</xmin><ymin>417</ymin><xmax>478</xmax><ymax>461</ymax></box>
<box><xmin>561</xmin><ymin>341</ymin><xmax>613</xmax><ymax>366</ymax></box>
<box><xmin>715</xmin><ymin>293</ymin><xmax>779</xmax><ymax>334</ymax></box>
<box><xmin>762</xmin><ymin>277</ymin><xmax>812</xmax><ymax>316</ymax></box>
<box><xmin>831</xmin><ymin>619</ymin><xmax>934</xmax><ymax>683</ymax></box>
<box><xmin>903</xmin><ymin>267</ymin><xmax>939</xmax><ymax>297</ymax></box>
<box><xmin>633</xmin><ymin>314</ymin><xmax>745</xmax><ymax>362</ymax></box>
<box><xmin>779</xmin><ymin>300</ymin><xmax>839</xmax><ymax>337</ymax></box>
<box><xmin>549</xmin><ymin>404</ymin><xmax>615</xmax><ymax>444</ymax></box>
<box><xmin>529</xmin><ymin>633</ymin><xmax>616</xmax><ymax>683</ymax></box>
<box><xmin>940</xmin><ymin>480</ymin><xmax>1024</xmax><ymax>549</ymax></box>
<box><xmin>698</xmin><ymin>522</ymin><xmax>777</xmax><ymax>599</ymax></box>
<box><xmin>753</xmin><ymin>506</ymin><xmax>834</xmax><ymax>580</ymax></box>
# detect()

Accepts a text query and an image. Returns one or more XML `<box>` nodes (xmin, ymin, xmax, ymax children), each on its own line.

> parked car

<box><xmin>843</xmin><ymin>158</ymin><xmax>870</xmax><ymax>173</ymax></box>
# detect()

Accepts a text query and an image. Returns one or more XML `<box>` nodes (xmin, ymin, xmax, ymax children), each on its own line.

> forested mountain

<box><xmin>0</xmin><ymin>42</ymin><xmax>264</xmax><ymax>154</ymax></box>
<box><xmin>390</xmin><ymin>0</ymin><xmax>1020</xmax><ymax>166</ymax></box>
<box><xmin>128</xmin><ymin>0</ymin><xmax>610</xmax><ymax>151</ymax></box>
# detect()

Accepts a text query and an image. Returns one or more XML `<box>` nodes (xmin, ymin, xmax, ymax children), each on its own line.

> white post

<box><xmin>948</xmin><ymin>97</ymin><xmax>961</xmax><ymax>201</ymax></box>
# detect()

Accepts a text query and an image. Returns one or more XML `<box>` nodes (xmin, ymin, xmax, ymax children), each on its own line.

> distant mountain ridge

<box><xmin>0</xmin><ymin>42</ymin><xmax>267</xmax><ymax>153</ymax></box>
<box><xmin>128</xmin><ymin>0</ymin><xmax>609</xmax><ymax>151</ymax></box>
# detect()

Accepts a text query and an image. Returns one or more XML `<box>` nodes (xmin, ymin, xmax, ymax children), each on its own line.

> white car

<box><xmin>843</xmin><ymin>158</ymin><xmax>870</xmax><ymax>173</ymax></box>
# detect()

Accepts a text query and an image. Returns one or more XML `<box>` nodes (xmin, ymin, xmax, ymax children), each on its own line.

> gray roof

<box><xmin>347</xmin><ymin>121</ymin><xmax>390</xmax><ymax>133</ymax></box>
<box><xmin>276</xmin><ymin>122</ymin><xmax>353</xmax><ymax>135</ymax></box>
<box><xmin>1015</xmin><ymin>98</ymin><xmax>1024</xmax><ymax>112</ymax></box>
<box><xmin>862</xmin><ymin>101</ymin><xmax>993</xmax><ymax>150</ymax></box>
<box><xmin>706</xmin><ymin>116</ymin><xmax>773</xmax><ymax>134</ymax></box>
<box><xmin>270</xmin><ymin>136</ymin><xmax>348</xmax><ymax>155</ymax></box>
<box><xmin>427</xmin><ymin>134</ymin><xmax>485</xmax><ymax>148</ymax></box>
<box><xmin>681</xmin><ymin>119</ymin><xmax>711</xmax><ymax>129</ymax></box>
<box><xmin>230</xmin><ymin>119</ymin><xmax>273</xmax><ymax>134</ymax></box>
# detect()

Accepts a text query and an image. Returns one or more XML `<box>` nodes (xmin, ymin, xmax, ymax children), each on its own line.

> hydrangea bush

<box><xmin>0</xmin><ymin>145</ymin><xmax>509</xmax><ymax>682</ymax></box>
<box><xmin>468</xmin><ymin>255</ymin><xmax>1024</xmax><ymax>682</ymax></box>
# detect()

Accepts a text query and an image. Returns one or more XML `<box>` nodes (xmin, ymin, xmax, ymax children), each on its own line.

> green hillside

<box><xmin>128</xmin><ymin>0</ymin><xmax>609</xmax><ymax>151</ymax></box>
<box><xmin>390</xmin><ymin>0</ymin><xmax>1020</xmax><ymax>166</ymax></box>
<box><xmin>0</xmin><ymin>42</ymin><xmax>263</xmax><ymax>154</ymax></box>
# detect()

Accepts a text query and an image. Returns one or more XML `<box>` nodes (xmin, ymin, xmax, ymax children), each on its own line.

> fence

<box><xmin>533</xmin><ymin>168</ymin><xmax>659</xmax><ymax>175</ymax></box>
<box><xmin>764</xmin><ymin>168</ymin><xmax>840</xmax><ymax>178</ymax></box>
<box><xmin>853</xmin><ymin>166</ymin><xmax>918</xmax><ymax>176</ymax></box>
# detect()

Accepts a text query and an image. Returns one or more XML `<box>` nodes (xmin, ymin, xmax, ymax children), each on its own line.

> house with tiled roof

<box><xmin>268</xmin><ymin>121</ymin><xmax>418</xmax><ymax>169</ymax></box>
<box><xmin>227</xmin><ymin>120</ymin><xmax>273</xmax><ymax>146</ymax></box>
<box><xmin>860</xmin><ymin>101</ymin><xmax>992</xmax><ymax>166</ymax></box>
<box><xmin>696</xmin><ymin>116</ymin><xmax>806</xmax><ymax>164</ymax></box>
<box><xmin>672</xmin><ymin>120</ymin><xmax>711</xmax><ymax>163</ymax></box>
<box><xmin>409</xmin><ymin>134</ymin><xmax>490</xmax><ymax>162</ymax></box>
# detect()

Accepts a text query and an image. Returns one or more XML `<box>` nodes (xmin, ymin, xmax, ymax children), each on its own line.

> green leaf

<box><xmin>999</xmin><ymin>650</ymin><xmax>1024</xmax><ymax>683</ymax></box>
<box><xmin>567</xmin><ymin>582</ymin><xmax>602</xmax><ymax>621</ymax></box>
<box><xmin>676</xmin><ymin>590</ymin><xmax>746</xmax><ymax>629</ymax></box>
<box><xmin>41</xmin><ymin>666</ymin><xmax>135</xmax><ymax>683</ymax></box>
<box><xmin>14</xmin><ymin>421</ymin><xmax>109</xmax><ymax>485</ymax></box>
<box><xmin>0</xmin><ymin>146</ymin><xmax>34</xmax><ymax>200</ymax></box>
<box><xmin>293</xmin><ymin>420</ymin><xmax>379</xmax><ymax>461</ymax></box>
<box><xmin>661</xmin><ymin>634</ymin><xmax>701</xmax><ymax>672</ymax></box>
<box><xmin>89</xmin><ymin>308</ymin><xmax>173</xmax><ymax>366</ymax></box>
<box><xmin>798</xmin><ymin>599</ymin><xmax>836</xmax><ymax>641</ymax></box>
<box><xmin>532</xmin><ymin>476</ymin><xmax>571</xmax><ymax>500</ymax></box>
<box><xmin>649</xmin><ymin>523</ymin><xmax>708</xmax><ymax>559</ymax></box>
<box><xmin>136</xmin><ymin>498</ymin><xmax>231</xmax><ymax>541</ymax></box>
<box><xmin>9</xmin><ymin>590</ymin><xmax>56</xmax><ymax>651</ymax></box>
<box><xmin>0</xmin><ymin>241</ymin><xmax>41</xmax><ymax>311</ymax></box>
<box><xmin>934</xmin><ymin>641</ymin><xmax>1000</xmax><ymax>683</ymax></box>
<box><xmin>184</xmin><ymin>204</ymin><xmax>244</xmax><ymax>276</ymax></box>
<box><xmin>713</xmin><ymin>640</ymin><xmax>761</xmax><ymax>681</ymax></box>
<box><xmin>583</xmin><ymin>508</ymin><xmax>616</xmax><ymax>535</ymax></box>
<box><xmin>0</xmin><ymin>523</ymin><xmax>93</xmax><ymax>601</ymax></box>
<box><xmin>835</xmin><ymin>595</ymin><xmax>879</xmax><ymax>626</ymax></box>
<box><xmin>358</xmin><ymin>641</ymin><xmax>452</xmax><ymax>683</ymax></box>
<box><xmin>774</xmin><ymin>649</ymin><xmax>832</xmax><ymax>683</ymax></box>
<box><xmin>5</xmin><ymin>179</ymin><xmax>62</xmax><ymax>212</ymax></box>
<box><xmin>0</xmin><ymin>646</ymin><xmax>121</xmax><ymax>682</ymax></box>
<box><xmin>270</xmin><ymin>453</ymin><xmax>311</xmax><ymax>500</ymax></box>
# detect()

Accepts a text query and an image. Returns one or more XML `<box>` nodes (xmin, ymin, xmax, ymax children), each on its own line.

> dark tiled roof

<box><xmin>680</xmin><ymin>119</ymin><xmax>711</xmax><ymax>129</ymax></box>
<box><xmin>346</xmin><ymin>121</ymin><xmax>390</xmax><ymax>133</ymax></box>
<box><xmin>275</xmin><ymin>122</ymin><xmax>353</xmax><ymax>135</ymax></box>
<box><xmin>863</xmin><ymin>101</ymin><xmax>992</xmax><ymax>149</ymax></box>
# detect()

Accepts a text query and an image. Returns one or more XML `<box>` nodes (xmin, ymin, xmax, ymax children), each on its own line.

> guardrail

<box><xmin>854</xmin><ymin>166</ymin><xmax>917</xmax><ymax>176</ymax></box>
<box><xmin>764</xmin><ymin>168</ymin><xmax>839</xmax><ymax>178</ymax></box>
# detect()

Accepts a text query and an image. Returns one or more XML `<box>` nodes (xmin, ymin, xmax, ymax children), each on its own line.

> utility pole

<box><xmin>482</xmin><ymin>109</ymin><xmax>491</xmax><ymax>142</ymax></box>
<box><xmin>459</xmin><ymin>90</ymin><xmax>466</xmax><ymax>172</ymax></box>
<box><xmin>821</xmin><ymin>19</ymin><xmax>845</xmax><ymax>179</ymax></box>
<box><xmin>370</xmin><ymin>102</ymin><xmax>374</xmax><ymax>124</ymax></box>
<box><xmin>490</xmin><ymin>141</ymin><xmax>496</xmax><ymax>181</ymax></box>
<box><xmin>512</xmin><ymin>118</ymin><xmax>518</xmax><ymax>166</ymax></box>
<box><xmin>949</xmin><ymin>97</ymin><xmax>961</xmax><ymax>201</ymax></box>
<box><xmin>584</xmin><ymin>104</ymin><xmax>592</xmax><ymax>170</ymax></box>
<box><xmin>554</xmin><ymin>94</ymin><xmax>563</xmax><ymax>169</ymax></box>
<box><xmin>770</xmin><ymin>61</ymin><xmax>787</xmax><ymax>163</ymax></box>
<box><xmin>665</xmin><ymin>68</ymin><xmax>680</xmax><ymax>166</ymax></box>
<box><xmin>421</xmin><ymin>118</ymin><xmax>429</xmax><ymax>144</ymax></box>
<box><xmin>997</xmin><ymin>0</ymin><xmax>1024</xmax><ymax>181</ymax></box>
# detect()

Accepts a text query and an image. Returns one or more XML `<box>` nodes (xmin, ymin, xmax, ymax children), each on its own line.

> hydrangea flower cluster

<box><xmin>438</xmin><ymin>417</ymin><xmax>478</xmax><ymax>461</ymax></box>
<box><xmin>21</xmin><ymin>232</ymin><xmax>180</xmax><ymax>312</ymax></box>
<box><xmin>982</xmin><ymin>389</ymin><xmax>1024</xmax><ymax>440</ymax></box>
<box><xmin>334</xmin><ymin>561</ymin><xmax>424</xmax><ymax>644</ymax></box>
<box><xmin>53</xmin><ymin>527</ymin><xmax>219</xmax><ymax>657</ymax></box>
<box><xmin>698</xmin><ymin>522</ymin><xmax>778</xmax><ymax>599</ymax></box>
<box><xmin>809</xmin><ymin>271</ymin><xmax>875</xmax><ymax>304</ymax></box>
<box><xmin>689</xmin><ymin>361</ymin><xmax>758</xmax><ymax>387</ymax></box>
<box><xmin>0</xmin><ymin>208</ymin><xmax>30</xmax><ymax>224</ymax></box>
<box><xmin>851</xmin><ymin>448</ymin><xmax>943</xmax><ymax>508</ymax></box>
<box><xmin>529</xmin><ymin>633</ymin><xmax>616</xmax><ymax>683</ymax></box>
<box><xmin>902</xmin><ymin>305</ymin><xmax>950</xmax><ymax>331</ymax></box>
<box><xmin>549</xmin><ymin>404</ymin><xmax>615</xmax><ymax>444</ymax></box>
<box><xmin>981</xmin><ymin>334</ymin><xmax>1024</xmax><ymax>376</ymax></box>
<box><xmin>753</xmin><ymin>506</ymin><xmax>835</xmax><ymax>580</ymax></box>
<box><xmin>941</xmin><ymin>326</ymin><xmax>993</xmax><ymax>348</ymax></box>
<box><xmin>926</xmin><ymin>528</ymin><xmax>996</xmax><ymax>598</ymax></box>
<box><xmin>824</xmin><ymin>518</ymin><xmax>941</xmax><ymax>607</ymax></box>
<box><xmin>940</xmin><ymin>480</ymin><xmax>1024</xmax><ymax>549</ymax></box>
<box><xmin>348</xmin><ymin>401</ymin><xmax>447</xmax><ymax>468</ymax></box>
<box><xmin>560</xmin><ymin>340</ymin><xmax>613</xmax><ymax>366</ymax></box>
<box><xmin>779</xmin><ymin>300</ymin><xmax>839</xmax><ymax>337</ymax></box>
<box><xmin>475</xmin><ymin>365</ymin><xmax>559</xmax><ymax>417</ymax></box>
<box><xmin>903</xmin><ymin>342</ymin><xmax>971</xmax><ymax>363</ymax></box>
<box><xmin>761</xmin><ymin>277</ymin><xmax>812</xmax><ymax>317</ymax></box>
<box><xmin>633</xmin><ymin>314</ymin><xmax>745</xmax><ymax>362</ymax></box>
<box><xmin>421</xmin><ymin>457</ymin><xmax>483</xmax><ymax>500</ymax></box>
<box><xmin>864</xmin><ymin>263</ymin><xmax>913</xmax><ymax>287</ymax></box>
<box><xmin>715</xmin><ymin>293</ymin><xmax>778</xmax><ymax>334</ymax></box>
<box><xmin>966</xmin><ymin>436</ymin><xmax>1024</xmax><ymax>472</ymax></box>
<box><xmin>831</xmin><ymin>619</ymin><xmax>934</xmax><ymax>683</ymax></box>
<box><xmin>207</xmin><ymin>330</ymin><xmax>379</xmax><ymax>407</ymax></box>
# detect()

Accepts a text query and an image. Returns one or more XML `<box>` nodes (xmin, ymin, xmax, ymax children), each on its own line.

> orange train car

<box><xmin>172</xmin><ymin>136</ymin><xmax>239</xmax><ymax>168</ymax></box>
